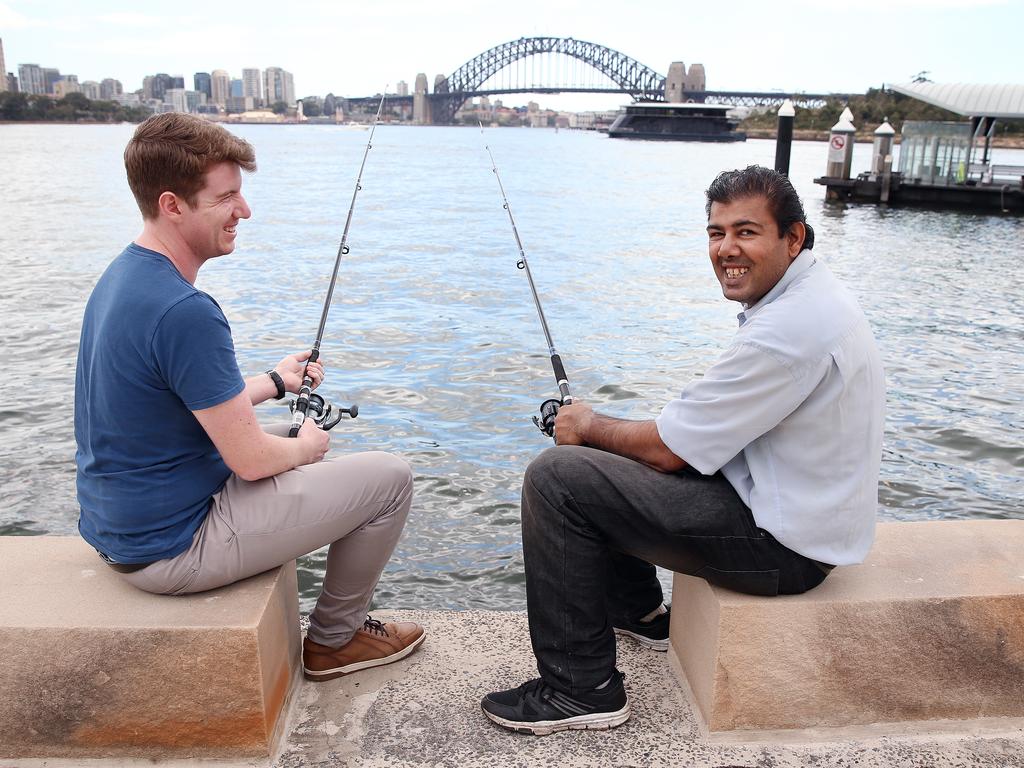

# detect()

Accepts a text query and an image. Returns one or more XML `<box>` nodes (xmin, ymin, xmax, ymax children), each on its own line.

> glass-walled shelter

<box><xmin>897</xmin><ymin>121</ymin><xmax>972</xmax><ymax>185</ymax></box>
<box><xmin>890</xmin><ymin>82</ymin><xmax>1024</xmax><ymax>184</ymax></box>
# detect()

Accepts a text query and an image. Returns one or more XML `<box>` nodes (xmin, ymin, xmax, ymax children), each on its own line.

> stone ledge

<box><xmin>0</xmin><ymin>536</ymin><xmax>301</xmax><ymax>762</ymax></box>
<box><xmin>2</xmin><ymin>604</ymin><xmax>1022</xmax><ymax>767</ymax></box>
<box><xmin>668</xmin><ymin>519</ymin><xmax>1024</xmax><ymax>738</ymax></box>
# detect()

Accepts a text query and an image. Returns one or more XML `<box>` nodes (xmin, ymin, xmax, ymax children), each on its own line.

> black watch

<box><xmin>266</xmin><ymin>369</ymin><xmax>286</xmax><ymax>400</ymax></box>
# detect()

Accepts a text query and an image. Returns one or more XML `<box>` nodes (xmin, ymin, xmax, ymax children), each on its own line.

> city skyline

<box><xmin>1</xmin><ymin>0</ymin><xmax>1020</xmax><ymax>112</ymax></box>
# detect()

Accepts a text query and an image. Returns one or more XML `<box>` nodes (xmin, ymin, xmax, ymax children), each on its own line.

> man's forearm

<box><xmin>239</xmin><ymin>432</ymin><xmax>307</xmax><ymax>480</ymax></box>
<box><xmin>583</xmin><ymin>415</ymin><xmax>687</xmax><ymax>473</ymax></box>
<box><xmin>245</xmin><ymin>372</ymin><xmax>278</xmax><ymax>406</ymax></box>
<box><xmin>192</xmin><ymin>391</ymin><xmax>317</xmax><ymax>482</ymax></box>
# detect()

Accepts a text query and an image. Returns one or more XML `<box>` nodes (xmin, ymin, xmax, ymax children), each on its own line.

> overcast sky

<box><xmin>1</xmin><ymin>0</ymin><xmax>1019</xmax><ymax>110</ymax></box>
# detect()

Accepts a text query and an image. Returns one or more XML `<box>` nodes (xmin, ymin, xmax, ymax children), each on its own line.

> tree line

<box><xmin>0</xmin><ymin>91</ymin><xmax>152</xmax><ymax>122</ymax></box>
<box><xmin>740</xmin><ymin>88</ymin><xmax>1023</xmax><ymax>136</ymax></box>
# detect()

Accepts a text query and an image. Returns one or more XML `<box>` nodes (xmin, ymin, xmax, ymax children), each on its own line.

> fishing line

<box><xmin>479</xmin><ymin>121</ymin><xmax>572</xmax><ymax>439</ymax></box>
<box><xmin>288</xmin><ymin>92</ymin><xmax>386</xmax><ymax>437</ymax></box>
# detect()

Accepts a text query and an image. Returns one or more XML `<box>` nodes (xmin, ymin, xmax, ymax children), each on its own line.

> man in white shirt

<box><xmin>481</xmin><ymin>165</ymin><xmax>885</xmax><ymax>735</ymax></box>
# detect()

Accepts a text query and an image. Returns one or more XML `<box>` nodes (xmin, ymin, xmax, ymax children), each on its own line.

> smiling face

<box><xmin>706</xmin><ymin>195</ymin><xmax>805</xmax><ymax>306</ymax></box>
<box><xmin>178</xmin><ymin>161</ymin><xmax>251</xmax><ymax>260</ymax></box>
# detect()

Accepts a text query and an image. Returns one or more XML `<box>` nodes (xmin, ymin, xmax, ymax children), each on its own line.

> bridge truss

<box><xmin>432</xmin><ymin>37</ymin><xmax>666</xmax><ymax>123</ymax></box>
<box><xmin>701</xmin><ymin>91</ymin><xmax>836</xmax><ymax>109</ymax></box>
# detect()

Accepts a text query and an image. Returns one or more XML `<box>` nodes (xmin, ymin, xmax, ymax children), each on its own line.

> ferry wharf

<box><xmin>814</xmin><ymin>82</ymin><xmax>1024</xmax><ymax>214</ymax></box>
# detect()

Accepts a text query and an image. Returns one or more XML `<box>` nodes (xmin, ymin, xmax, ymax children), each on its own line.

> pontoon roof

<box><xmin>890</xmin><ymin>82</ymin><xmax>1024</xmax><ymax>120</ymax></box>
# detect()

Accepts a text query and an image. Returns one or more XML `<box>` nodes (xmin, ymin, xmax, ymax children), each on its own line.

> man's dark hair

<box><xmin>705</xmin><ymin>166</ymin><xmax>815</xmax><ymax>251</ymax></box>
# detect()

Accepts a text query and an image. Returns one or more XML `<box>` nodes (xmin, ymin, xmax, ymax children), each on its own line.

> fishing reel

<box><xmin>289</xmin><ymin>393</ymin><xmax>358</xmax><ymax>432</ymax></box>
<box><xmin>533</xmin><ymin>398</ymin><xmax>562</xmax><ymax>439</ymax></box>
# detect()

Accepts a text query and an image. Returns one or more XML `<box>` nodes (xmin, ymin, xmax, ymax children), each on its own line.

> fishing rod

<box><xmin>479</xmin><ymin>121</ymin><xmax>572</xmax><ymax>439</ymax></box>
<box><xmin>288</xmin><ymin>93</ymin><xmax>386</xmax><ymax>437</ymax></box>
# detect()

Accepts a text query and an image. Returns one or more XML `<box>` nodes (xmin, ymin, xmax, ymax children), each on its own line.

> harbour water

<box><xmin>1</xmin><ymin>124</ymin><xmax>1021</xmax><ymax>612</ymax></box>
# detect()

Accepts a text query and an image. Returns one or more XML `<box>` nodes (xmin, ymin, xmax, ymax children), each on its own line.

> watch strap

<box><xmin>266</xmin><ymin>369</ymin><xmax>286</xmax><ymax>400</ymax></box>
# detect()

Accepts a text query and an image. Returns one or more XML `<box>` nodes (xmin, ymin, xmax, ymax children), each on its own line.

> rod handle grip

<box><xmin>551</xmin><ymin>354</ymin><xmax>572</xmax><ymax>403</ymax></box>
<box><xmin>288</xmin><ymin>382</ymin><xmax>313</xmax><ymax>438</ymax></box>
<box><xmin>551</xmin><ymin>354</ymin><xmax>567</xmax><ymax>384</ymax></box>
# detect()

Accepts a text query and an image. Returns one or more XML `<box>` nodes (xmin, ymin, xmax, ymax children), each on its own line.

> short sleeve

<box><xmin>655</xmin><ymin>342</ymin><xmax>821</xmax><ymax>475</ymax></box>
<box><xmin>151</xmin><ymin>294</ymin><xmax>245</xmax><ymax>411</ymax></box>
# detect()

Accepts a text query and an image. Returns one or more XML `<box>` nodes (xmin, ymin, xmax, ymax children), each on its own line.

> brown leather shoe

<box><xmin>303</xmin><ymin>615</ymin><xmax>425</xmax><ymax>681</ymax></box>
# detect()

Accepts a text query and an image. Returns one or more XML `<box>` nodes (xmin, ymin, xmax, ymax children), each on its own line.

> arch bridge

<box><xmin>342</xmin><ymin>38</ymin><xmax>851</xmax><ymax>121</ymax></box>
<box><xmin>431</xmin><ymin>37</ymin><xmax>667</xmax><ymax>123</ymax></box>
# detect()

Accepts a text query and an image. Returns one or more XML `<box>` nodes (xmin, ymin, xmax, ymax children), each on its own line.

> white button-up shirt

<box><xmin>655</xmin><ymin>251</ymin><xmax>885</xmax><ymax>565</ymax></box>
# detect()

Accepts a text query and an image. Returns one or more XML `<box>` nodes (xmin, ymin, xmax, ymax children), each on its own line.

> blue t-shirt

<box><xmin>75</xmin><ymin>243</ymin><xmax>245</xmax><ymax>563</ymax></box>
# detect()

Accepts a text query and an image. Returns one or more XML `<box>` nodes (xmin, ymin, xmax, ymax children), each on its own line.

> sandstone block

<box><xmin>0</xmin><ymin>536</ymin><xmax>301</xmax><ymax>761</ymax></box>
<box><xmin>668</xmin><ymin>520</ymin><xmax>1024</xmax><ymax>738</ymax></box>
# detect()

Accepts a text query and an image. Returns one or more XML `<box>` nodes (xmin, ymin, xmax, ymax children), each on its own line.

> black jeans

<box><xmin>521</xmin><ymin>445</ymin><xmax>829</xmax><ymax>697</ymax></box>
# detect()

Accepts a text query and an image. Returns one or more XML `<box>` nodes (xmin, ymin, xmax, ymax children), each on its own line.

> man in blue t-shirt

<box><xmin>75</xmin><ymin>113</ymin><xmax>424</xmax><ymax>681</ymax></box>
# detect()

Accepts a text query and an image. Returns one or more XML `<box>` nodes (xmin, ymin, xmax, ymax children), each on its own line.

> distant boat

<box><xmin>338</xmin><ymin>121</ymin><xmax>370</xmax><ymax>130</ymax></box>
<box><xmin>607</xmin><ymin>102</ymin><xmax>746</xmax><ymax>142</ymax></box>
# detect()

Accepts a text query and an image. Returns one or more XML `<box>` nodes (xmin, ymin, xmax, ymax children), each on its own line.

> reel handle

<box><xmin>533</xmin><ymin>398</ymin><xmax>562</xmax><ymax>439</ymax></box>
<box><xmin>321</xmin><ymin>402</ymin><xmax>358</xmax><ymax>431</ymax></box>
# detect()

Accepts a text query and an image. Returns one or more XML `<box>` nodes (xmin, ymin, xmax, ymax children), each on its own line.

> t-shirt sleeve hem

<box><xmin>186</xmin><ymin>380</ymin><xmax>245</xmax><ymax>411</ymax></box>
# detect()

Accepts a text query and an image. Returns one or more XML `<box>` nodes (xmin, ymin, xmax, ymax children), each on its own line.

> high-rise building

<box><xmin>112</xmin><ymin>92</ymin><xmax>141</xmax><ymax>107</ymax></box>
<box><xmin>0</xmin><ymin>38</ymin><xmax>8</xmax><ymax>93</ymax></box>
<box><xmin>396</xmin><ymin>80</ymin><xmax>408</xmax><ymax>97</ymax></box>
<box><xmin>143</xmin><ymin>73</ymin><xmax>174</xmax><ymax>101</ymax></box>
<box><xmin>263</xmin><ymin>68</ymin><xmax>279</xmax><ymax>105</ymax></box>
<box><xmin>156</xmin><ymin>73</ymin><xmax>174</xmax><ymax>99</ymax></box>
<box><xmin>263</xmin><ymin>67</ymin><xmax>294</xmax><ymax>108</ymax></box>
<box><xmin>193</xmin><ymin>72</ymin><xmax>212</xmax><ymax>98</ymax></box>
<box><xmin>42</xmin><ymin>67</ymin><xmax>61</xmax><ymax>94</ymax></box>
<box><xmin>100</xmin><ymin>78</ymin><xmax>123</xmax><ymax>100</ymax></box>
<box><xmin>170</xmin><ymin>75</ymin><xmax>184</xmax><ymax>89</ymax></box>
<box><xmin>165</xmin><ymin>88</ymin><xmax>204</xmax><ymax>113</ymax></box>
<box><xmin>17</xmin><ymin>64</ymin><xmax>46</xmax><ymax>95</ymax></box>
<box><xmin>54</xmin><ymin>76</ymin><xmax>80</xmax><ymax>98</ymax></box>
<box><xmin>242</xmin><ymin>68</ymin><xmax>261</xmax><ymax>106</ymax></box>
<box><xmin>165</xmin><ymin>88</ymin><xmax>186</xmax><ymax>112</ymax></box>
<box><xmin>283</xmin><ymin>71</ymin><xmax>294</xmax><ymax>106</ymax></box>
<box><xmin>226</xmin><ymin>96</ymin><xmax>253</xmax><ymax>114</ymax></box>
<box><xmin>81</xmin><ymin>81</ymin><xmax>101</xmax><ymax>100</ymax></box>
<box><xmin>211</xmin><ymin>69</ymin><xmax>230</xmax><ymax>107</ymax></box>
<box><xmin>230</xmin><ymin>78</ymin><xmax>243</xmax><ymax>98</ymax></box>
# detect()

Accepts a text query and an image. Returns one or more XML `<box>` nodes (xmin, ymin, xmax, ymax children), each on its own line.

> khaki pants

<box><xmin>121</xmin><ymin>438</ymin><xmax>414</xmax><ymax>648</ymax></box>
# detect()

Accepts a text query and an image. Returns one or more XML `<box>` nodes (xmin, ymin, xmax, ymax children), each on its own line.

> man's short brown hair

<box><xmin>125</xmin><ymin>113</ymin><xmax>257</xmax><ymax>219</ymax></box>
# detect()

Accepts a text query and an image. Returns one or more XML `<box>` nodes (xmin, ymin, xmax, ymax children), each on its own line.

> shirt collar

<box><xmin>737</xmin><ymin>249</ymin><xmax>817</xmax><ymax>326</ymax></box>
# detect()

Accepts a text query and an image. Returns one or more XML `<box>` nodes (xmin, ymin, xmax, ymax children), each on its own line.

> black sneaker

<box><xmin>481</xmin><ymin>672</ymin><xmax>630</xmax><ymax>735</ymax></box>
<box><xmin>613</xmin><ymin>605</ymin><xmax>671</xmax><ymax>651</ymax></box>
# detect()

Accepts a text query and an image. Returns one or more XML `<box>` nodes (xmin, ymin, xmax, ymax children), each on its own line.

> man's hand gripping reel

<box><xmin>533</xmin><ymin>353</ymin><xmax>572</xmax><ymax>440</ymax></box>
<box><xmin>287</xmin><ymin>352</ymin><xmax>358</xmax><ymax>437</ymax></box>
